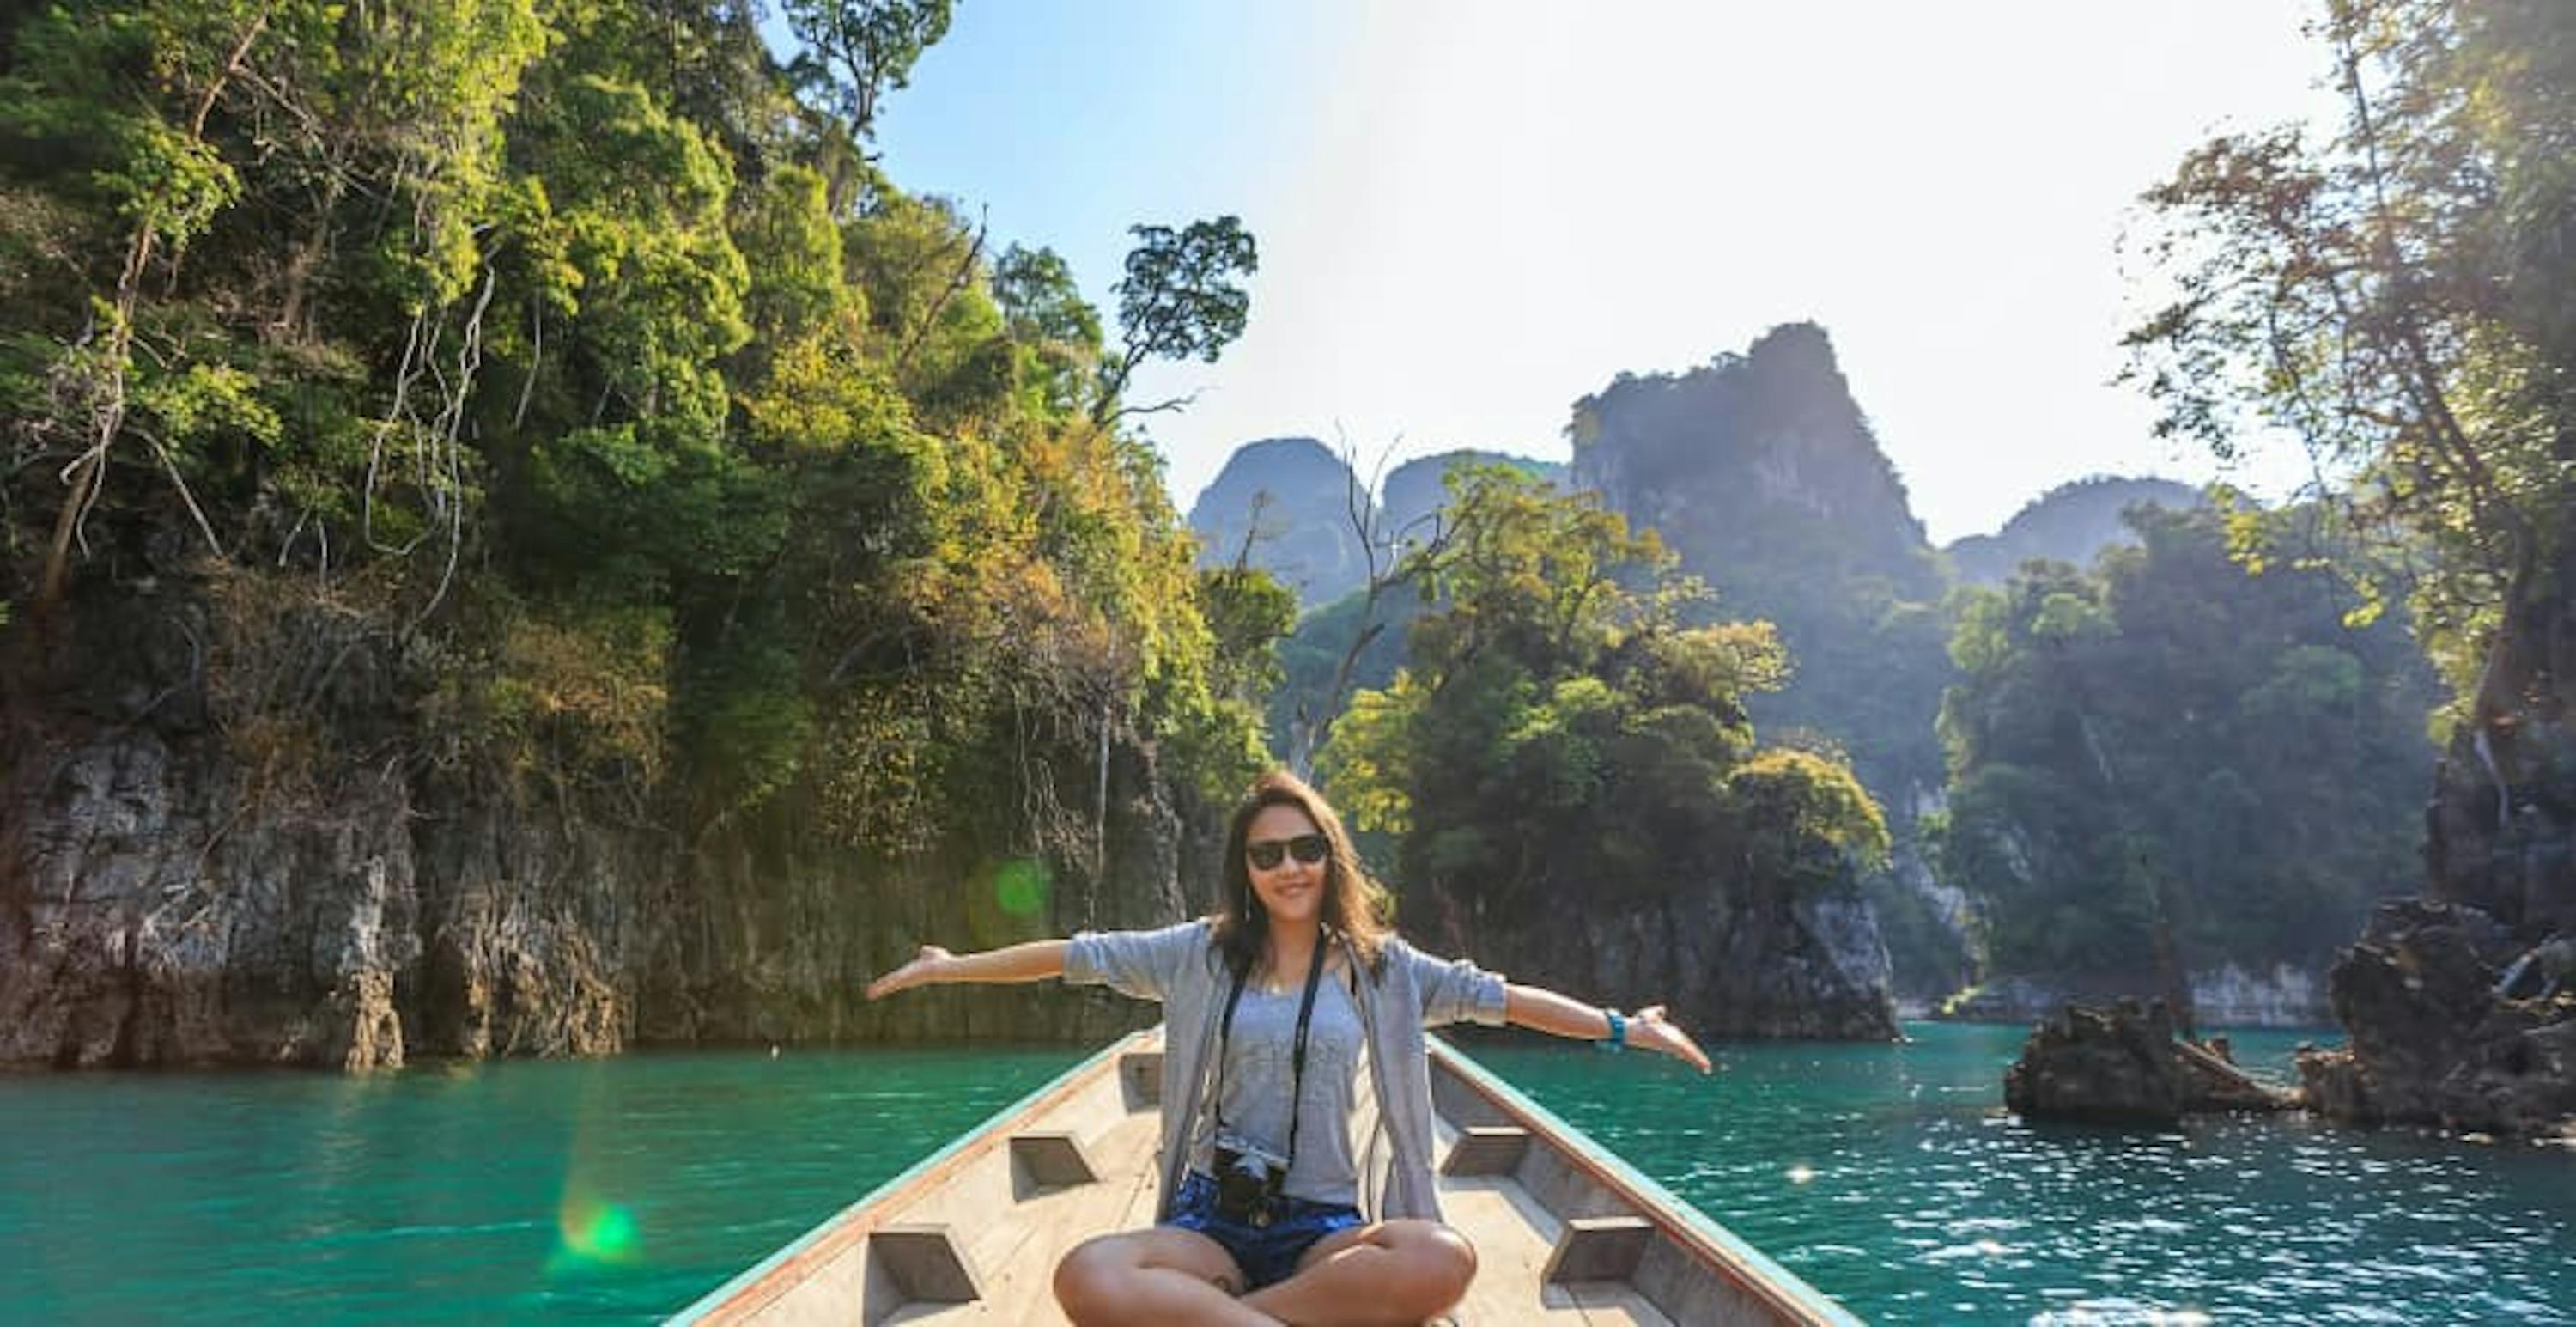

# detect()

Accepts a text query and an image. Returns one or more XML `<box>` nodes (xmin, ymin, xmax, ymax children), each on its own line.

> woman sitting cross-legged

<box><xmin>865</xmin><ymin>769</ymin><xmax>1712</xmax><ymax>1327</ymax></box>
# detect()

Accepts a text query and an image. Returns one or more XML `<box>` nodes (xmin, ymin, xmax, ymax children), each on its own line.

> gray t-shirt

<box><xmin>1189</xmin><ymin>966</ymin><xmax>1368</xmax><ymax>1206</ymax></box>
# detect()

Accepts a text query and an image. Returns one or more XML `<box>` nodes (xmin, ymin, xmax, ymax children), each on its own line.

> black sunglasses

<box><xmin>1246</xmin><ymin>834</ymin><xmax>1329</xmax><ymax>871</ymax></box>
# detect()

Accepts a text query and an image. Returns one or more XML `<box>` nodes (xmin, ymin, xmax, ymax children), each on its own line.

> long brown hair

<box><xmin>1212</xmin><ymin>770</ymin><xmax>1392</xmax><ymax>979</ymax></box>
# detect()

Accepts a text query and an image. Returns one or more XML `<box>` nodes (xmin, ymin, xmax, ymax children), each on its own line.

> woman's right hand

<box><xmin>866</xmin><ymin>944</ymin><xmax>954</xmax><ymax>1000</ymax></box>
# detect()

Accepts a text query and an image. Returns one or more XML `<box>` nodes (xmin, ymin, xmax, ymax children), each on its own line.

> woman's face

<box><xmin>1244</xmin><ymin>803</ymin><xmax>1329</xmax><ymax>929</ymax></box>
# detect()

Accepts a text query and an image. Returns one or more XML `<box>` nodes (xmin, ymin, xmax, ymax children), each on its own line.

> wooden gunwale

<box><xmin>1428</xmin><ymin>1035</ymin><xmax>1864</xmax><ymax>1327</ymax></box>
<box><xmin>670</xmin><ymin>1029</ymin><xmax>1153</xmax><ymax>1326</ymax></box>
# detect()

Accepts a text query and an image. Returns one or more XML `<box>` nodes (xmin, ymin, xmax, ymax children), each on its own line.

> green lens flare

<box><xmin>994</xmin><ymin>858</ymin><xmax>1050</xmax><ymax>916</ymax></box>
<box><xmin>555</xmin><ymin>1196</ymin><xmax>642</xmax><ymax>1268</ymax></box>
<box><xmin>587</xmin><ymin>1204</ymin><xmax>638</xmax><ymax>1255</ymax></box>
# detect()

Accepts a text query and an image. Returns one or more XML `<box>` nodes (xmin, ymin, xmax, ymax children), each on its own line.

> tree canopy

<box><xmin>1936</xmin><ymin>504</ymin><xmax>2440</xmax><ymax>977</ymax></box>
<box><xmin>2123</xmin><ymin>0</ymin><xmax>2576</xmax><ymax>713</ymax></box>
<box><xmin>0</xmin><ymin>0</ymin><xmax>1278</xmax><ymax>878</ymax></box>
<box><xmin>1319</xmin><ymin>467</ymin><xmax>1886</xmax><ymax>927</ymax></box>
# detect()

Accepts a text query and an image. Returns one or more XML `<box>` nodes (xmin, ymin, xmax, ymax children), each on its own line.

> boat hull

<box><xmin>671</xmin><ymin>1031</ymin><xmax>1860</xmax><ymax>1325</ymax></box>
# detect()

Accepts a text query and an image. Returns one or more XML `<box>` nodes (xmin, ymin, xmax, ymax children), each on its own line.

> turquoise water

<box><xmin>1478</xmin><ymin>1024</ymin><xmax>2575</xmax><ymax>1324</ymax></box>
<box><xmin>0</xmin><ymin>1025</ymin><xmax>2568</xmax><ymax>1324</ymax></box>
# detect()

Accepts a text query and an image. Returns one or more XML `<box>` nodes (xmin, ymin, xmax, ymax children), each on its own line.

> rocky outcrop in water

<box><xmin>2295</xmin><ymin>901</ymin><xmax>2576</xmax><ymax>1138</ymax></box>
<box><xmin>2004</xmin><ymin>1000</ymin><xmax>2296</xmax><ymax>1124</ymax></box>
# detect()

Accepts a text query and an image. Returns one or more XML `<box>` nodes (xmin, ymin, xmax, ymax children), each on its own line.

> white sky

<box><xmin>873</xmin><ymin>1</ymin><xmax>2338</xmax><ymax>543</ymax></box>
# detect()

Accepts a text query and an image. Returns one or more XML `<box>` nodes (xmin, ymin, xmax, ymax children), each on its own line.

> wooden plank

<box><xmin>1426</xmin><ymin>1038</ymin><xmax>1860</xmax><ymax>1327</ymax></box>
<box><xmin>1563</xmin><ymin>1281</ymin><xmax>1674</xmax><ymax>1325</ymax></box>
<box><xmin>1631</xmin><ymin>1237</ymin><xmax>1814</xmax><ymax>1327</ymax></box>
<box><xmin>884</xmin><ymin>1105</ymin><xmax>1164</xmax><ymax>1325</ymax></box>
<box><xmin>1009</xmin><ymin>1132</ymin><xmax>1101</xmax><ymax>1190</ymax></box>
<box><xmin>872</xmin><ymin>1224</ymin><xmax>983</xmax><ymax>1305</ymax></box>
<box><xmin>679</xmin><ymin>1032</ymin><xmax>1154</xmax><ymax>1326</ymax></box>
<box><xmin>1543</xmin><ymin>1216</ymin><xmax>1653</xmax><ymax>1284</ymax></box>
<box><xmin>1118</xmin><ymin>1051</ymin><xmax>1163</xmax><ymax>1111</ymax></box>
<box><xmin>1441</xmin><ymin>1125</ymin><xmax>1532</xmax><ymax>1178</ymax></box>
<box><xmin>1435</xmin><ymin>1176</ymin><xmax>1670</xmax><ymax>1324</ymax></box>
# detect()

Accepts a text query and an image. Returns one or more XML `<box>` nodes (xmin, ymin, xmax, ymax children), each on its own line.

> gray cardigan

<box><xmin>1064</xmin><ymin>920</ymin><xmax>1510</xmax><ymax>1224</ymax></box>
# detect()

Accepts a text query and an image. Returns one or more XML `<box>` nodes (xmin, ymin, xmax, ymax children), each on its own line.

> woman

<box><xmin>866</xmin><ymin>770</ymin><xmax>1711</xmax><ymax>1326</ymax></box>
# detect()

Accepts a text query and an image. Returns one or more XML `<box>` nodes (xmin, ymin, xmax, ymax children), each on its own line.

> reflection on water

<box><xmin>0</xmin><ymin>1026</ymin><xmax>2568</xmax><ymax>1323</ymax></box>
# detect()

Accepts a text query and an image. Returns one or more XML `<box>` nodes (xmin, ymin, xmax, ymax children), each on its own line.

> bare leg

<box><xmin>1240</xmin><ymin>1219</ymin><xmax>1476</xmax><ymax>1326</ymax></box>
<box><xmin>1054</xmin><ymin>1227</ymin><xmax>1279</xmax><ymax>1327</ymax></box>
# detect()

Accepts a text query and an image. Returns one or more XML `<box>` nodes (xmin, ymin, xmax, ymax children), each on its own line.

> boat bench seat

<box><xmin>868</xmin><ymin>1222</ymin><xmax>982</xmax><ymax>1306</ymax></box>
<box><xmin>1009</xmin><ymin>1130</ymin><xmax>1101</xmax><ymax>1189</ymax></box>
<box><xmin>1118</xmin><ymin>1050</ymin><xmax>1163</xmax><ymax>1111</ymax></box>
<box><xmin>1441</xmin><ymin>1124</ymin><xmax>1533</xmax><ymax>1177</ymax></box>
<box><xmin>1541</xmin><ymin>1214</ymin><xmax>1655</xmax><ymax>1284</ymax></box>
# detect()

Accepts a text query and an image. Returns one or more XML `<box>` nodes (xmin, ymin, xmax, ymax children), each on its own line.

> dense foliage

<box><xmin>1318</xmin><ymin>467</ymin><xmax>1887</xmax><ymax>924</ymax></box>
<box><xmin>2124</xmin><ymin>0</ymin><xmax>2576</xmax><ymax>717</ymax></box>
<box><xmin>1936</xmin><ymin>505</ymin><xmax>2441</xmax><ymax>976</ymax></box>
<box><xmin>0</xmin><ymin>1</ymin><xmax>1276</xmax><ymax>868</ymax></box>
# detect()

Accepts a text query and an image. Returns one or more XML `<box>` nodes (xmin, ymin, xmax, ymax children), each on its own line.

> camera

<box><xmin>1212</xmin><ymin>1129</ymin><xmax>1290</xmax><ymax>1227</ymax></box>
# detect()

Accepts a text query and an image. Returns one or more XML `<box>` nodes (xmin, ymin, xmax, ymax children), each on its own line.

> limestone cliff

<box><xmin>0</xmin><ymin>576</ymin><xmax>1194</xmax><ymax>1069</ymax></box>
<box><xmin>1184</xmin><ymin>438</ymin><xmax>1368</xmax><ymax>606</ymax></box>
<box><xmin>1564</xmin><ymin>324</ymin><xmax>1954</xmax><ymax>1014</ymax></box>
<box><xmin>2423</xmin><ymin>542</ymin><xmax>2576</xmax><ymax>940</ymax></box>
<box><xmin>1944</xmin><ymin>476</ymin><xmax>2204</xmax><ymax>586</ymax></box>
<box><xmin>1416</xmin><ymin>879</ymin><xmax>1898</xmax><ymax>1042</ymax></box>
<box><xmin>1376</xmin><ymin>450</ymin><xmax>1563</xmax><ymax>550</ymax></box>
<box><xmin>1566</xmin><ymin>322</ymin><xmax>1947</xmax><ymax>806</ymax></box>
<box><xmin>2301</xmin><ymin>537</ymin><xmax>2576</xmax><ymax>1135</ymax></box>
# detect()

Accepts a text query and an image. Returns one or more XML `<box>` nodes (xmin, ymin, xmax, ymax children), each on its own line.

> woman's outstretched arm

<box><xmin>866</xmin><ymin>940</ymin><xmax>1069</xmax><ymax>999</ymax></box>
<box><xmin>1504</xmin><ymin>983</ymin><xmax>1714</xmax><ymax>1074</ymax></box>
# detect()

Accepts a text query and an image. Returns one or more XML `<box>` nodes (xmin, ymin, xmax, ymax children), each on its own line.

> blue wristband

<box><xmin>1598</xmin><ymin>1009</ymin><xmax>1625</xmax><ymax>1052</ymax></box>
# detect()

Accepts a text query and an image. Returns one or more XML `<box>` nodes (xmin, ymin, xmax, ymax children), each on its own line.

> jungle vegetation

<box><xmin>1935</xmin><ymin>503</ymin><xmax>2442</xmax><ymax>977</ymax></box>
<box><xmin>0</xmin><ymin>0</ymin><xmax>1279</xmax><ymax>872</ymax></box>
<box><xmin>1317</xmin><ymin>467</ymin><xmax>1888</xmax><ymax>928</ymax></box>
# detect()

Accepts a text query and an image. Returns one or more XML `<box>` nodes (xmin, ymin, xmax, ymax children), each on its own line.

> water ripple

<box><xmin>1477</xmin><ymin>1023</ymin><xmax>2576</xmax><ymax>1324</ymax></box>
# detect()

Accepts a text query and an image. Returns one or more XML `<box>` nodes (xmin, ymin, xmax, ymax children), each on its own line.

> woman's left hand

<box><xmin>1629</xmin><ymin>1004</ymin><xmax>1714</xmax><ymax>1074</ymax></box>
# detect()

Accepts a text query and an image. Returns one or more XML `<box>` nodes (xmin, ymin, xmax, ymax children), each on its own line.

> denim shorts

<box><xmin>1164</xmin><ymin>1171</ymin><xmax>1367</xmax><ymax>1289</ymax></box>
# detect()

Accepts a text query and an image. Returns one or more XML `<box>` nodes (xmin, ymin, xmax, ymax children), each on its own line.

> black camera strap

<box><xmin>1214</xmin><ymin>934</ymin><xmax>1330</xmax><ymax>1168</ymax></box>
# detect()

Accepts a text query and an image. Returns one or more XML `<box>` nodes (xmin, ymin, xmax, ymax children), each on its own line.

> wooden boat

<box><xmin>672</xmin><ymin>1030</ymin><xmax>1862</xmax><ymax>1325</ymax></box>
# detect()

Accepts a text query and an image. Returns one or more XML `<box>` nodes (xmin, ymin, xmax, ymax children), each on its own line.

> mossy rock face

<box><xmin>1</xmin><ymin>575</ymin><xmax>1210</xmax><ymax>1068</ymax></box>
<box><xmin>2424</xmin><ymin>541</ymin><xmax>2576</xmax><ymax>942</ymax></box>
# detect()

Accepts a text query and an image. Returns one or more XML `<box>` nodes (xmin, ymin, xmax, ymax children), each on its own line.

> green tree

<box><xmin>1937</xmin><ymin>506</ymin><xmax>2440</xmax><ymax>978</ymax></box>
<box><xmin>778</xmin><ymin>0</ymin><xmax>953</xmax><ymax>140</ymax></box>
<box><xmin>0</xmin><ymin>0</ymin><xmax>1275</xmax><ymax>910</ymax></box>
<box><xmin>1321</xmin><ymin>468</ymin><xmax>1883</xmax><ymax>929</ymax></box>
<box><xmin>993</xmin><ymin>244</ymin><xmax>1104</xmax><ymax>423</ymax></box>
<box><xmin>2123</xmin><ymin>0</ymin><xmax>2576</xmax><ymax>718</ymax></box>
<box><xmin>1095</xmin><ymin>215</ymin><xmax>1257</xmax><ymax>424</ymax></box>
